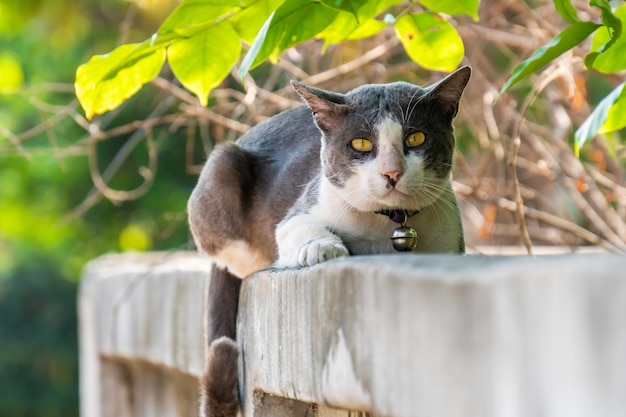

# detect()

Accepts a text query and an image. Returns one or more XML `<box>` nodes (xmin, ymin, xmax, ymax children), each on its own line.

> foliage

<box><xmin>499</xmin><ymin>0</ymin><xmax>626</xmax><ymax>153</ymax></box>
<box><xmin>0</xmin><ymin>1</ymin><xmax>188</xmax><ymax>415</ymax></box>
<box><xmin>0</xmin><ymin>260</ymin><xmax>78</xmax><ymax>417</ymax></box>
<box><xmin>74</xmin><ymin>0</ymin><xmax>479</xmax><ymax>119</ymax></box>
<box><xmin>75</xmin><ymin>0</ymin><xmax>626</xmax><ymax>153</ymax></box>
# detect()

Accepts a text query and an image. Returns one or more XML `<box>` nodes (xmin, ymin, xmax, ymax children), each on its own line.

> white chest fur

<box><xmin>275</xmin><ymin>175</ymin><xmax>462</xmax><ymax>269</ymax></box>
<box><xmin>314</xmin><ymin>177</ymin><xmax>461</xmax><ymax>254</ymax></box>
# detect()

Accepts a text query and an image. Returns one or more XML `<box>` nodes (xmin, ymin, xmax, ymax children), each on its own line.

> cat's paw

<box><xmin>298</xmin><ymin>238</ymin><xmax>349</xmax><ymax>266</ymax></box>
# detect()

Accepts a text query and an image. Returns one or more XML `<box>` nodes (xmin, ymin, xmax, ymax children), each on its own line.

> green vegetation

<box><xmin>0</xmin><ymin>1</ymin><xmax>185</xmax><ymax>415</ymax></box>
<box><xmin>75</xmin><ymin>0</ymin><xmax>478</xmax><ymax>117</ymax></box>
<box><xmin>499</xmin><ymin>0</ymin><xmax>626</xmax><ymax>152</ymax></box>
<box><xmin>75</xmin><ymin>0</ymin><xmax>625</xmax><ymax>154</ymax></box>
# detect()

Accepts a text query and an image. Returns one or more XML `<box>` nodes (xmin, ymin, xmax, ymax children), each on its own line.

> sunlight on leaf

<box><xmin>238</xmin><ymin>10</ymin><xmax>273</xmax><ymax>81</ymax></box>
<box><xmin>318</xmin><ymin>12</ymin><xmax>360</xmax><ymax>48</ymax></box>
<box><xmin>319</xmin><ymin>0</ymin><xmax>397</xmax><ymax>49</ymax></box>
<box><xmin>270</xmin><ymin>1</ymin><xmax>338</xmax><ymax>58</ymax></box>
<box><xmin>588</xmin><ymin>4</ymin><xmax>626</xmax><ymax>73</ymax></box>
<box><xmin>418</xmin><ymin>0</ymin><xmax>479</xmax><ymax>21</ymax></box>
<box><xmin>394</xmin><ymin>13</ymin><xmax>464</xmax><ymax>72</ymax></box>
<box><xmin>168</xmin><ymin>21</ymin><xmax>241</xmax><ymax>106</ymax></box>
<box><xmin>500</xmin><ymin>21</ymin><xmax>600</xmax><ymax>94</ymax></box>
<box><xmin>239</xmin><ymin>0</ymin><xmax>338</xmax><ymax>79</ymax></box>
<box><xmin>231</xmin><ymin>0</ymin><xmax>283</xmax><ymax>43</ymax></box>
<box><xmin>75</xmin><ymin>42</ymin><xmax>166</xmax><ymax>119</ymax></box>
<box><xmin>347</xmin><ymin>18</ymin><xmax>387</xmax><ymax>39</ymax></box>
<box><xmin>599</xmin><ymin>84</ymin><xmax>626</xmax><ymax>134</ymax></box>
<box><xmin>0</xmin><ymin>52</ymin><xmax>24</xmax><ymax>94</ymax></box>
<box><xmin>158</xmin><ymin>0</ymin><xmax>240</xmax><ymax>33</ymax></box>
<box><xmin>575</xmin><ymin>82</ymin><xmax>624</xmax><ymax>153</ymax></box>
<box><xmin>119</xmin><ymin>224</ymin><xmax>151</xmax><ymax>251</ymax></box>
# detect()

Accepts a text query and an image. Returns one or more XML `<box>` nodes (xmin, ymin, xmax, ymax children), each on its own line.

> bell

<box><xmin>390</xmin><ymin>226</ymin><xmax>418</xmax><ymax>252</ymax></box>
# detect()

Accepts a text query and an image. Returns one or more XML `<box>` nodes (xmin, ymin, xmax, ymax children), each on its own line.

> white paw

<box><xmin>298</xmin><ymin>238</ymin><xmax>349</xmax><ymax>266</ymax></box>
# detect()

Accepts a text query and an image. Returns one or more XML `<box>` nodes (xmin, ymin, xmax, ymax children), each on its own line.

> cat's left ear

<box><xmin>291</xmin><ymin>81</ymin><xmax>347</xmax><ymax>132</ymax></box>
<box><xmin>426</xmin><ymin>66</ymin><xmax>471</xmax><ymax>120</ymax></box>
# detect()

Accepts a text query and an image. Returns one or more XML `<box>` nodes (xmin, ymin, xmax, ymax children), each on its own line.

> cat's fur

<box><xmin>188</xmin><ymin>67</ymin><xmax>471</xmax><ymax>417</ymax></box>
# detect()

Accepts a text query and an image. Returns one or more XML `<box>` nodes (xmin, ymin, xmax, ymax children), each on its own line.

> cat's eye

<box><xmin>405</xmin><ymin>132</ymin><xmax>426</xmax><ymax>148</ymax></box>
<box><xmin>351</xmin><ymin>138</ymin><xmax>373</xmax><ymax>152</ymax></box>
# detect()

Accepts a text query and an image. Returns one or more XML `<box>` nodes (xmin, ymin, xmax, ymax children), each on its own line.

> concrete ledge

<box><xmin>79</xmin><ymin>252</ymin><xmax>209</xmax><ymax>417</ymax></box>
<box><xmin>80</xmin><ymin>252</ymin><xmax>626</xmax><ymax>417</ymax></box>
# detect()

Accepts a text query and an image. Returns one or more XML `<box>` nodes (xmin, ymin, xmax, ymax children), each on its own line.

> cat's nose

<box><xmin>382</xmin><ymin>170</ymin><xmax>402</xmax><ymax>188</ymax></box>
<box><xmin>383</xmin><ymin>170</ymin><xmax>402</xmax><ymax>182</ymax></box>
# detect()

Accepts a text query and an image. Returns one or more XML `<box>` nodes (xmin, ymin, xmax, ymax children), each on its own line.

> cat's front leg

<box><xmin>275</xmin><ymin>214</ymin><xmax>349</xmax><ymax>268</ymax></box>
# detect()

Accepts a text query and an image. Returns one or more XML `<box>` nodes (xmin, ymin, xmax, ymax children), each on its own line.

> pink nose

<box><xmin>382</xmin><ymin>170</ymin><xmax>402</xmax><ymax>183</ymax></box>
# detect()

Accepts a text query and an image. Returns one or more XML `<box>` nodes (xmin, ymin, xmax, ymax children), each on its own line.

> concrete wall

<box><xmin>80</xmin><ymin>251</ymin><xmax>626</xmax><ymax>417</ymax></box>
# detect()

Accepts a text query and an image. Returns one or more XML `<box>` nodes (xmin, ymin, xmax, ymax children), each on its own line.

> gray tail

<box><xmin>200</xmin><ymin>336</ymin><xmax>240</xmax><ymax>417</ymax></box>
<box><xmin>200</xmin><ymin>265</ymin><xmax>242</xmax><ymax>417</ymax></box>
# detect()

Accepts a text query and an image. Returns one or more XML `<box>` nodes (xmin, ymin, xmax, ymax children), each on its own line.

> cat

<box><xmin>187</xmin><ymin>66</ymin><xmax>471</xmax><ymax>417</ymax></box>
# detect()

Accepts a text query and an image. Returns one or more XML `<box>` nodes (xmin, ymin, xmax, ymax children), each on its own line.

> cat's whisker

<box><xmin>354</xmin><ymin>113</ymin><xmax>376</xmax><ymax>133</ymax></box>
<box><xmin>418</xmin><ymin>183</ymin><xmax>458</xmax><ymax>229</ymax></box>
<box><xmin>392</xmin><ymin>99</ymin><xmax>407</xmax><ymax>126</ymax></box>
<box><xmin>406</xmin><ymin>89</ymin><xmax>426</xmax><ymax>124</ymax></box>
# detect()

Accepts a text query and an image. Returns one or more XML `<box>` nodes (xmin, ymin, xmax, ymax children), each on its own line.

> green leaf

<box><xmin>592</xmin><ymin>0</ymin><xmax>621</xmax><ymax>33</ymax></box>
<box><xmin>394</xmin><ymin>13</ymin><xmax>464</xmax><ymax>72</ymax></box>
<box><xmin>75</xmin><ymin>42</ymin><xmax>167</xmax><ymax>119</ymax></box>
<box><xmin>346</xmin><ymin>18</ymin><xmax>387</xmax><ymax>39</ymax></box>
<box><xmin>575</xmin><ymin>82</ymin><xmax>625</xmax><ymax>151</ymax></box>
<box><xmin>230</xmin><ymin>0</ymin><xmax>283</xmax><ymax>43</ymax></box>
<box><xmin>268</xmin><ymin>0</ymin><xmax>338</xmax><ymax>53</ymax></box>
<box><xmin>158</xmin><ymin>0</ymin><xmax>241</xmax><ymax>33</ymax></box>
<box><xmin>600</xmin><ymin>83</ymin><xmax>626</xmax><ymax>134</ymax></box>
<box><xmin>238</xmin><ymin>10</ymin><xmax>273</xmax><ymax>81</ymax></box>
<box><xmin>500</xmin><ymin>21</ymin><xmax>600</xmax><ymax>94</ymax></box>
<box><xmin>553</xmin><ymin>0</ymin><xmax>579</xmax><ymax>24</ymax></box>
<box><xmin>318</xmin><ymin>12</ymin><xmax>360</xmax><ymax>47</ymax></box>
<box><xmin>318</xmin><ymin>0</ymin><xmax>397</xmax><ymax>48</ymax></box>
<box><xmin>168</xmin><ymin>21</ymin><xmax>241</xmax><ymax>106</ymax></box>
<box><xmin>239</xmin><ymin>0</ymin><xmax>338</xmax><ymax>78</ymax></box>
<box><xmin>417</xmin><ymin>0</ymin><xmax>479</xmax><ymax>21</ymax></box>
<box><xmin>320</xmin><ymin>0</ymin><xmax>368</xmax><ymax>17</ymax></box>
<box><xmin>0</xmin><ymin>51</ymin><xmax>24</xmax><ymax>94</ymax></box>
<box><xmin>588</xmin><ymin>4</ymin><xmax>626</xmax><ymax>73</ymax></box>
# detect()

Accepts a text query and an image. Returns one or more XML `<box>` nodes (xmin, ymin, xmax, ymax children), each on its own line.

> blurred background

<box><xmin>1</xmin><ymin>0</ymin><xmax>624</xmax><ymax>415</ymax></box>
<box><xmin>1</xmin><ymin>1</ymin><xmax>183</xmax><ymax>415</ymax></box>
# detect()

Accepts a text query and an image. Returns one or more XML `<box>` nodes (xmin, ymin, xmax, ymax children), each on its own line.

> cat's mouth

<box><xmin>381</xmin><ymin>183</ymin><xmax>412</xmax><ymax>198</ymax></box>
<box><xmin>370</xmin><ymin>186</ymin><xmax>417</xmax><ymax>211</ymax></box>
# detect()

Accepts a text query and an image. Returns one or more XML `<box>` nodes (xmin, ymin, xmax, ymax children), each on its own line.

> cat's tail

<box><xmin>200</xmin><ymin>336</ymin><xmax>240</xmax><ymax>417</ymax></box>
<box><xmin>200</xmin><ymin>265</ymin><xmax>242</xmax><ymax>417</ymax></box>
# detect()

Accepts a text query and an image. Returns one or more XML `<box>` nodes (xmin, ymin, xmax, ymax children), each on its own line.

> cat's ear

<box><xmin>425</xmin><ymin>66</ymin><xmax>471</xmax><ymax>119</ymax></box>
<box><xmin>291</xmin><ymin>81</ymin><xmax>347</xmax><ymax>132</ymax></box>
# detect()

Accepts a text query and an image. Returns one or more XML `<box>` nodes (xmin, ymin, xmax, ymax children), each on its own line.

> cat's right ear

<box><xmin>291</xmin><ymin>81</ymin><xmax>347</xmax><ymax>132</ymax></box>
<box><xmin>425</xmin><ymin>66</ymin><xmax>471</xmax><ymax>120</ymax></box>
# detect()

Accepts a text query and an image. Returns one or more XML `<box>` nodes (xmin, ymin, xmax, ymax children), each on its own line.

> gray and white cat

<box><xmin>188</xmin><ymin>66</ymin><xmax>471</xmax><ymax>417</ymax></box>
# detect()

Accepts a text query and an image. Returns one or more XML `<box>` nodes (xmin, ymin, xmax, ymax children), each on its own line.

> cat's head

<box><xmin>291</xmin><ymin>66</ymin><xmax>470</xmax><ymax>212</ymax></box>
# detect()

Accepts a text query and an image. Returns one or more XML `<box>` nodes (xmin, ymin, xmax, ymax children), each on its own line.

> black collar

<box><xmin>375</xmin><ymin>209</ymin><xmax>419</xmax><ymax>224</ymax></box>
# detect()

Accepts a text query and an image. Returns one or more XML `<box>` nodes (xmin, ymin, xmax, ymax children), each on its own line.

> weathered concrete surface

<box><xmin>80</xmin><ymin>251</ymin><xmax>626</xmax><ymax>417</ymax></box>
<box><xmin>238</xmin><ymin>253</ymin><xmax>626</xmax><ymax>417</ymax></box>
<box><xmin>80</xmin><ymin>252</ymin><xmax>209</xmax><ymax>417</ymax></box>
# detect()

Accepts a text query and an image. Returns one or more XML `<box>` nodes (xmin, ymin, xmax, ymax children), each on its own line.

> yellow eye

<box><xmin>350</xmin><ymin>138</ymin><xmax>373</xmax><ymax>152</ymax></box>
<box><xmin>405</xmin><ymin>132</ymin><xmax>426</xmax><ymax>148</ymax></box>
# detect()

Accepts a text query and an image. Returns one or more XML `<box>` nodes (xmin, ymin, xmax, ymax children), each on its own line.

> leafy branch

<box><xmin>499</xmin><ymin>0</ymin><xmax>626</xmax><ymax>153</ymax></box>
<box><xmin>75</xmin><ymin>0</ymin><xmax>478</xmax><ymax>120</ymax></box>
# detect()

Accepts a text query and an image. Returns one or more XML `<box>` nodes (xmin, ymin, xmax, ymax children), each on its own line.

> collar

<box><xmin>375</xmin><ymin>209</ymin><xmax>419</xmax><ymax>224</ymax></box>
